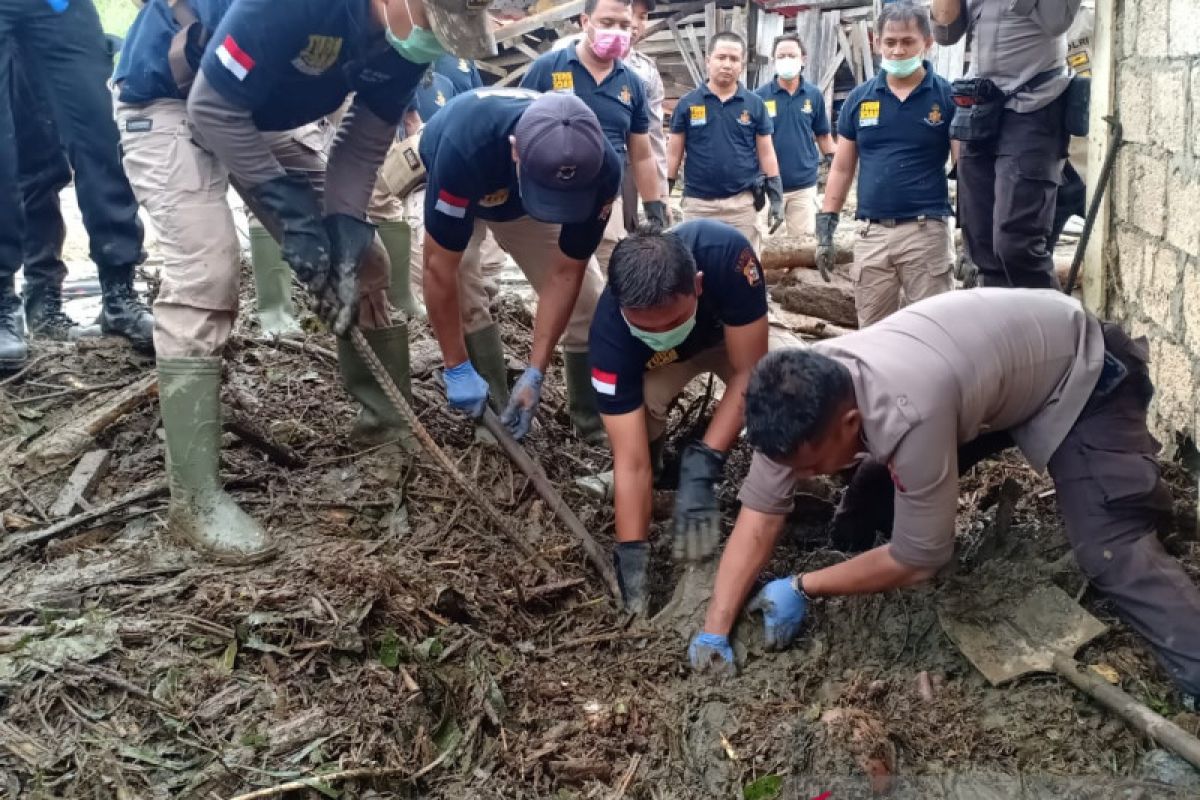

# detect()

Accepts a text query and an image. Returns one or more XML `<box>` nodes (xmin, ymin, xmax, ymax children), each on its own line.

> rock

<box><xmin>1137</xmin><ymin>749</ymin><xmax>1200</xmax><ymax>790</ymax></box>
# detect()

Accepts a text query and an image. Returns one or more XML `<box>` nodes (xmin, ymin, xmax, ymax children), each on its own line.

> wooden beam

<box><xmin>494</xmin><ymin>1</ymin><xmax>584</xmax><ymax>44</ymax></box>
<box><xmin>1083</xmin><ymin>0</ymin><xmax>1115</xmax><ymax>312</ymax></box>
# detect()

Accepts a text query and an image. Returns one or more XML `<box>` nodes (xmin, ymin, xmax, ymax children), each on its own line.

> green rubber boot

<box><xmin>377</xmin><ymin>219</ymin><xmax>426</xmax><ymax>320</ymax></box>
<box><xmin>337</xmin><ymin>324</ymin><xmax>417</xmax><ymax>450</ymax></box>
<box><xmin>158</xmin><ymin>358</ymin><xmax>274</xmax><ymax>562</ymax></box>
<box><xmin>564</xmin><ymin>350</ymin><xmax>607</xmax><ymax>444</ymax></box>
<box><xmin>465</xmin><ymin>324</ymin><xmax>510</xmax><ymax>411</ymax></box>
<box><xmin>249</xmin><ymin>221</ymin><xmax>302</xmax><ymax>337</ymax></box>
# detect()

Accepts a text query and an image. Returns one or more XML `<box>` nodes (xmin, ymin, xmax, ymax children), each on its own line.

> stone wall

<box><xmin>1107</xmin><ymin>0</ymin><xmax>1200</xmax><ymax>450</ymax></box>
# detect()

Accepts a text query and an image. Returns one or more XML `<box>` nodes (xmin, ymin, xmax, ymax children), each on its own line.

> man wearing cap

<box><xmin>754</xmin><ymin>34</ymin><xmax>835</xmax><ymax>238</ymax></box>
<box><xmin>589</xmin><ymin>220</ymin><xmax>771</xmax><ymax>612</ymax></box>
<box><xmin>111</xmin><ymin>0</ymin><xmax>475</xmax><ymax>561</ymax></box>
<box><xmin>816</xmin><ymin>3</ymin><xmax>955</xmax><ymax>327</ymax></box>
<box><xmin>667</xmin><ymin>32</ymin><xmax>783</xmax><ymax>252</ymax></box>
<box><xmin>523</xmin><ymin>0</ymin><xmax>666</xmax><ymax>271</ymax></box>
<box><xmin>420</xmin><ymin>88</ymin><xmax>621</xmax><ymax>443</ymax></box>
<box><xmin>686</xmin><ymin>290</ymin><xmax>1200</xmax><ymax>705</ymax></box>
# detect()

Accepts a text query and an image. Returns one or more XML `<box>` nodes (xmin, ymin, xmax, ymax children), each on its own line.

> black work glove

<box><xmin>673</xmin><ymin>441</ymin><xmax>727</xmax><ymax>562</ymax></box>
<box><xmin>613</xmin><ymin>541</ymin><xmax>650</xmax><ymax>614</ymax></box>
<box><xmin>751</xmin><ymin>174</ymin><xmax>767</xmax><ymax>211</ymax></box>
<box><xmin>765</xmin><ymin>175</ymin><xmax>785</xmax><ymax>234</ymax></box>
<box><xmin>321</xmin><ymin>214</ymin><xmax>374</xmax><ymax>337</ymax></box>
<box><xmin>814</xmin><ymin>211</ymin><xmax>839</xmax><ymax>283</ymax></box>
<box><xmin>643</xmin><ymin>199</ymin><xmax>669</xmax><ymax>230</ymax></box>
<box><xmin>668</xmin><ymin>177</ymin><xmax>676</xmax><ymax>196</ymax></box>
<box><xmin>251</xmin><ymin>174</ymin><xmax>330</xmax><ymax>295</ymax></box>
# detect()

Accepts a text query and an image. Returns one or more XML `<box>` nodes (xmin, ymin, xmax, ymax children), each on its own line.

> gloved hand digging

<box><xmin>322</xmin><ymin>214</ymin><xmax>374</xmax><ymax>337</ymax></box>
<box><xmin>500</xmin><ymin>366</ymin><xmax>544</xmax><ymax>440</ymax></box>
<box><xmin>444</xmin><ymin>360</ymin><xmax>489</xmax><ymax>417</ymax></box>
<box><xmin>613</xmin><ymin>540</ymin><xmax>649</xmax><ymax>614</ymax></box>
<box><xmin>765</xmin><ymin>175</ymin><xmax>785</xmax><ymax>233</ymax></box>
<box><xmin>688</xmin><ymin>632</ymin><xmax>735</xmax><ymax>674</ymax></box>
<box><xmin>814</xmin><ymin>211</ymin><xmax>839</xmax><ymax>283</ymax></box>
<box><xmin>250</xmin><ymin>174</ymin><xmax>330</xmax><ymax>296</ymax></box>
<box><xmin>747</xmin><ymin>577</ymin><xmax>808</xmax><ymax>650</ymax></box>
<box><xmin>673</xmin><ymin>441</ymin><xmax>726</xmax><ymax>562</ymax></box>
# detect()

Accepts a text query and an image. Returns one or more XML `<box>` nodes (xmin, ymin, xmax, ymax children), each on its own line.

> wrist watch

<box><xmin>791</xmin><ymin>573</ymin><xmax>812</xmax><ymax>600</ymax></box>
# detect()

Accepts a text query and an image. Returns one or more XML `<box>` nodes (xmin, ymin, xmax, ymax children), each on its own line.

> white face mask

<box><xmin>775</xmin><ymin>57</ymin><xmax>802</xmax><ymax>80</ymax></box>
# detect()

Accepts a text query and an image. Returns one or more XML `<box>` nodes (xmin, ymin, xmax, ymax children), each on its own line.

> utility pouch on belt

<box><xmin>378</xmin><ymin>132</ymin><xmax>427</xmax><ymax>198</ymax></box>
<box><xmin>1064</xmin><ymin>75</ymin><xmax>1091</xmax><ymax>137</ymax></box>
<box><xmin>949</xmin><ymin>77</ymin><xmax>1006</xmax><ymax>143</ymax></box>
<box><xmin>751</xmin><ymin>174</ymin><xmax>767</xmax><ymax>211</ymax></box>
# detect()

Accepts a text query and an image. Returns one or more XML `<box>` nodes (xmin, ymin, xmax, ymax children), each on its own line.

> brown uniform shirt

<box><xmin>739</xmin><ymin>289</ymin><xmax>1104</xmax><ymax>568</ymax></box>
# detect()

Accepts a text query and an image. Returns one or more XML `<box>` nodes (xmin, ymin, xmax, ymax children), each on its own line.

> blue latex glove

<box><xmin>688</xmin><ymin>632</ymin><xmax>735</xmax><ymax>674</ymax></box>
<box><xmin>499</xmin><ymin>366</ymin><xmax>544</xmax><ymax>440</ymax></box>
<box><xmin>747</xmin><ymin>577</ymin><xmax>807</xmax><ymax>650</ymax></box>
<box><xmin>444</xmin><ymin>360</ymin><xmax>489</xmax><ymax>418</ymax></box>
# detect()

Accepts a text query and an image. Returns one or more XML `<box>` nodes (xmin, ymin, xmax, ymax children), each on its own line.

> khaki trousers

<box><xmin>851</xmin><ymin>217</ymin><xmax>953</xmax><ymax>328</ymax></box>
<box><xmin>115</xmin><ymin>99</ymin><xmax>387</xmax><ymax>356</ymax></box>
<box><xmin>643</xmin><ymin>326</ymin><xmax>803</xmax><ymax>441</ymax></box>
<box><xmin>759</xmin><ymin>185</ymin><xmax>817</xmax><ymax>240</ymax></box>
<box><xmin>457</xmin><ymin>216</ymin><xmax>603</xmax><ymax>353</ymax></box>
<box><xmin>682</xmin><ymin>191</ymin><xmax>760</xmax><ymax>252</ymax></box>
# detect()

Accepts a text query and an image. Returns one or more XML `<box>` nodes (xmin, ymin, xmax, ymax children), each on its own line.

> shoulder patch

<box><xmin>291</xmin><ymin>35</ymin><xmax>342</xmax><ymax>76</ymax></box>
<box><xmin>737</xmin><ymin>247</ymin><xmax>761</xmax><ymax>286</ymax></box>
<box><xmin>591</xmin><ymin>367</ymin><xmax>617</xmax><ymax>396</ymax></box>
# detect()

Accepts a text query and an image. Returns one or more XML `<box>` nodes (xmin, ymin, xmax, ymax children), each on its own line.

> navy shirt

<box><xmin>521</xmin><ymin>46</ymin><xmax>649</xmax><ymax>156</ymax></box>
<box><xmin>116</xmin><ymin>0</ymin><xmax>422</xmax><ymax>130</ymax></box>
<box><xmin>837</xmin><ymin>63</ymin><xmax>954</xmax><ymax>219</ymax></box>
<box><xmin>588</xmin><ymin>220</ymin><xmax>768</xmax><ymax>415</ymax></box>
<box><xmin>754</xmin><ymin>77</ymin><xmax>830</xmax><ymax>191</ymax></box>
<box><xmin>419</xmin><ymin>88</ymin><xmax>623</xmax><ymax>260</ymax></box>
<box><xmin>434</xmin><ymin>54</ymin><xmax>483</xmax><ymax>94</ymax></box>
<box><xmin>409</xmin><ymin>71</ymin><xmax>456</xmax><ymax>122</ymax></box>
<box><xmin>669</xmin><ymin>84</ymin><xmax>773</xmax><ymax>199</ymax></box>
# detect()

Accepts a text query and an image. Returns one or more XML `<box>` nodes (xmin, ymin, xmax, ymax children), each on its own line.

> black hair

<box><xmin>584</xmin><ymin>0</ymin><xmax>633</xmax><ymax>14</ymax></box>
<box><xmin>875</xmin><ymin>1</ymin><xmax>932</xmax><ymax>38</ymax></box>
<box><xmin>608</xmin><ymin>226</ymin><xmax>697</xmax><ymax>310</ymax></box>
<box><xmin>744</xmin><ymin>349</ymin><xmax>854</xmax><ymax>460</ymax></box>
<box><xmin>772</xmin><ymin>33</ymin><xmax>805</xmax><ymax>57</ymax></box>
<box><xmin>633</xmin><ymin>0</ymin><xmax>657</xmax><ymax>11</ymax></box>
<box><xmin>708</xmin><ymin>30</ymin><xmax>746</xmax><ymax>57</ymax></box>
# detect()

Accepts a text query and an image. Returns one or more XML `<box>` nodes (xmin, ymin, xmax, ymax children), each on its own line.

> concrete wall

<box><xmin>1106</xmin><ymin>0</ymin><xmax>1200</xmax><ymax>450</ymax></box>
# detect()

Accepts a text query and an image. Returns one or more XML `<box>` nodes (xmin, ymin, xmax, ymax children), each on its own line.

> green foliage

<box><xmin>743</xmin><ymin>774</ymin><xmax>783</xmax><ymax>800</ymax></box>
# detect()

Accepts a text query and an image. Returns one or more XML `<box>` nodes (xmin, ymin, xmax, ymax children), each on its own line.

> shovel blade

<box><xmin>938</xmin><ymin>585</ymin><xmax>1108</xmax><ymax>685</ymax></box>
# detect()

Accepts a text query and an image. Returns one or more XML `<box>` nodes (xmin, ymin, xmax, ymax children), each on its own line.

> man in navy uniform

<box><xmin>667</xmin><ymin>32</ymin><xmax>783</xmax><ymax>252</ymax></box>
<box><xmin>420</xmin><ymin>89</ymin><xmax>622</xmax><ymax>444</ymax></box>
<box><xmin>522</xmin><ymin>0</ymin><xmax>666</xmax><ymax>270</ymax></box>
<box><xmin>112</xmin><ymin>0</ymin><xmax>483</xmax><ymax>560</ymax></box>
<box><xmin>817</xmin><ymin>3</ymin><xmax>955</xmax><ymax>327</ymax></box>
<box><xmin>754</xmin><ymin>34</ymin><xmax>835</xmax><ymax>238</ymax></box>
<box><xmin>434</xmin><ymin>52</ymin><xmax>484</xmax><ymax>93</ymax></box>
<box><xmin>589</xmin><ymin>220</ymin><xmax>773</xmax><ymax>612</ymax></box>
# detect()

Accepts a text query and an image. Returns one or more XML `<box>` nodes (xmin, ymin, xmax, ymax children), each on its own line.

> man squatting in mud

<box><xmin>112</xmin><ymin>0</ymin><xmax>489</xmax><ymax>560</ymax></box>
<box><xmin>688</xmin><ymin>289</ymin><xmax>1200</xmax><ymax>703</ymax></box>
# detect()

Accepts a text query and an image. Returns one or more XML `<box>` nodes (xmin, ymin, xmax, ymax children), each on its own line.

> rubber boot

<box><xmin>377</xmin><ymin>220</ymin><xmax>425</xmax><ymax>320</ymax></box>
<box><xmin>564</xmin><ymin>350</ymin><xmax>606</xmax><ymax>444</ymax></box>
<box><xmin>249</xmin><ymin>221</ymin><xmax>302</xmax><ymax>337</ymax></box>
<box><xmin>0</xmin><ymin>277</ymin><xmax>28</xmax><ymax>369</ymax></box>
<box><xmin>336</xmin><ymin>323</ymin><xmax>417</xmax><ymax>450</ymax></box>
<box><xmin>98</xmin><ymin>264</ymin><xmax>154</xmax><ymax>353</ymax></box>
<box><xmin>465</xmin><ymin>324</ymin><xmax>510</xmax><ymax>411</ymax></box>
<box><xmin>24</xmin><ymin>279</ymin><xmax>80</xmax><ymax>340</ymax></box>
<box><xmin>158</xmin><ymin>357</ymin><xmax>273</xmax><ymax>561</ymax></box>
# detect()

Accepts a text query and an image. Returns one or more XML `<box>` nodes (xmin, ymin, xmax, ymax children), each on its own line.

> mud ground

<box><xmin>2</xmin><ymin>260</ymin><xmax>1199</xmax><ymax>799</ymax></box>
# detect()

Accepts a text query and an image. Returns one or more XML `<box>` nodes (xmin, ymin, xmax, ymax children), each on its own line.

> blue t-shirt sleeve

<box><xmin>558</xmin><ymin>146</ymin><xmax>623</xmax><ymax>260</ymax></box>
<box><xmin>669</xmin><ymin>99</ymin><xmax>690</xmax><ymax>133</ymax></box>
<box><xmin>718</xmin><ymin>245</ymin><xmax>769</xmax><ymax>326</ymax></box>
<box><xmin>519</xmin><ymin>57</ymin><xmax>551</xmax><ymax>91</ymax></box>
<box><xmin>422</xmin><ymin>141</ymin><xmax>478</xmax><ymax>252</ymax></box>
<box><xmin>588</xmin><ymin>294</ymin><xmax>650</xmax><ymax>415</ymax></box>
<box><xmin>837</xmin><ymin>91</ymin><xmax>861</xmax><ymax>140</ymax></box>
<box><xmin>199</xmin><ymin>0</ymin><xmax>313</xmax><ymax>110</ymax></box>
<box><xmin>810</xmin><ymin>87</ymin><xmax>831</xmax><ymax>136</ymax></box>
<box><xmin>629</xmin><ymin>76</ymin><xmax>649</xmax><ymax>135</ymax></box>
<box><xmin>752</xmin><ymin>95</ymin><xmax>773</xmax><ymax>136</ymax></box>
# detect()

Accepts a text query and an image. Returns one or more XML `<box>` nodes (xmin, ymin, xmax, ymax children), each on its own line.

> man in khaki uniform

<box><xmin>686</xmin><ymin>289</ymin><xmax>1200</xmax><ymax>703</ymax></box>
<box><xmin>816</xmin><ymin>3</ymin><xmax>955</xmax><ymax>326</ymax></box>
<box><xmin>667</xmin><ymin>32</ymin><xmax>784</xmax><ymax>252</ymax></box>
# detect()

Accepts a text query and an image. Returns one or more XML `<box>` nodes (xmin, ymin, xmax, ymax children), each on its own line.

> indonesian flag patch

<box><xmin>591</xmin><ymin>367</ymin><xmax>617</xmax><ymax>396</ymax></box>
<box><xmin>434</xmin><ymin>189</ymin><xmax>469</xmax><ymax>218</ymax></box>
<box><xmin>216</xmin><ymin>35</ymin><xmax>255</xmax><ymax>81</ymax></box>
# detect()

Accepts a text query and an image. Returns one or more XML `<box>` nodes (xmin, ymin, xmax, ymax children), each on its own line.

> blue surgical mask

<box><xmin>880</xmin><ymin>55</ymin><xmax>923</xmax><ymax>78</ymax></box>
<box><xmin>624</xmin><ymin>311</ymin><xmax>696</xmax><ymax>352</ymax></box>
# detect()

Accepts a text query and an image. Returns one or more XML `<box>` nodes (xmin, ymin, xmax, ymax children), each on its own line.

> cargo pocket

<box><xmin>166</xmin><ymin>119</ymin><xmax>222</xmax><ymax>196</ymax></box>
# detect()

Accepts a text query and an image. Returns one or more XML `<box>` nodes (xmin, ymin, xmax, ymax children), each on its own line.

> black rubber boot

<box><xmin>98</xmin><ymin>265</ymin><xmax>154</xmax><ymax>353</ymax></box>
<box><xmin>24</xmin><ymin>280</ymin><xmax>79</xmax><ymax>340</ymax></box>
<box><xmin>0</xmin><ymin>278</ymin><xmax>29</xmax><ymax>369</ymax></box>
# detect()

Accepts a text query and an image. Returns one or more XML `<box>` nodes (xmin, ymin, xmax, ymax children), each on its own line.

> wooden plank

<box><xmin>494</xmin><ymin>1</ymin><xmax>585</xmax><ymax>44</ymax></box>
<box><xmin>1082</xmin><ymin>0</ymin><xmax>1115</xmax><ymax>312</ymax></box>
<box><xmin>836</xmin><ymin>23</ymin><xmax>859</xmax><ymax>84</ymax></box>
<box><xmin>49</xmin><ymin>450</ymin><xmax>112</xmax><ymax>518</ymax></box>
<box><xmin>854</xmin><ymin>21</ymin><xmax>873</xmax><ymax>80</ymax></box>
<box><xmin>670</xmin><ymin>21</ymin><xmax>704</xmax><ymax>86</ymax></box>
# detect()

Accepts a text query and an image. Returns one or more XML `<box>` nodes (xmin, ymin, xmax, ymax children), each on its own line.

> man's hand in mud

<box><xmin>747</xmin><ymin>577</ymin><xmax>807</xmax><ymax>650</ymax></box>
<box><xmin>688</xmin><ymin>632</ymin><xmax>735</xmax><ymax>675</ymax></box>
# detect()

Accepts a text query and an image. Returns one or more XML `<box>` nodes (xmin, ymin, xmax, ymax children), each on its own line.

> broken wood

<box><xmin>224</xmin><ymin>410</ymin><xmax>304</xmax><ymax>468</ymax></box>
<box><xmin>771</xmin><ymin>279</ymin><xmax>859</xmax><ymax>329</ymax></box>
<box><xmin>22</xmin><ymin>374</ymin><xmax>157</xmax><ymax>470</ymax></box>
<box><xmin>759</xmin><ymin>236</ymin><xmax>853</xmax><ymax>271</ymax></box>
<box><xmin>0</xmin><ymin>481</ymin><xmax>167</xmax><ymax>559</ymax></box>
<box><xmin>481</xmin><ymin>408</ymin><xmax>622</xmax><ymax>603</ymax></box>
<box><xmin>550</xmin><ymin>758</ymin><xmax>612</xmax><ymax>784</ymax></box>
<box><xmin>48</xmin><ymin>450</ymin><xmax>112</xmax><ymax>518</ymax></box>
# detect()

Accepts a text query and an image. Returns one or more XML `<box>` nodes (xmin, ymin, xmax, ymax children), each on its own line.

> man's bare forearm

<box><xmin>822</xmin><ymin>160</ymin><xmax>856</xmax><ymax>213</ymax></box>
<box><xmin>424</xmin><ymin>240</ymin><xmax>469</xmax><ymax>366</ymax></box>
<box><xmin>800</xmin><ymin>545</ymin><xmax>938</xmax><ymax>597</ymax></box>
<box><xmin>529</xmin><ymin>258</ymin><xmax>586</xmax><ymax>371</ymax></box>
<box><xmin>702</xmin><ymin>509</ymin><xmax>786</xmax><ymax>635</ymax></box>
<box><xmin>702</xmin><ymin>370</ymin><xmax>750</xmax><ymax>453</ymax></box>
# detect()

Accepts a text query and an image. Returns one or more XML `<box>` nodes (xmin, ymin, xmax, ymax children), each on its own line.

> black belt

<box><xmin>864</xmin><ymin>215</ymin><xmax>941</xmax><ymax>228</ymax></box>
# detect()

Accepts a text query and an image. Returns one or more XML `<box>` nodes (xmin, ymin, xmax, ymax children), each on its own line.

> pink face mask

<box><xmin>590</xmin><ymin>28</ymin><xmax>631</xmax><ymax>60</ymax></box>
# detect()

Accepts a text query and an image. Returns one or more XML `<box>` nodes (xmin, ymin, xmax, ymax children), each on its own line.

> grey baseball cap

<box><xmin>426</xmin><ymin>0</ymin><xmax>497</xmax><ymax>60</ymax></box>
<box><xmin>514</xmin><ymin>94</ymin><xmax>608</xmax><ymax>225</ymax></box>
